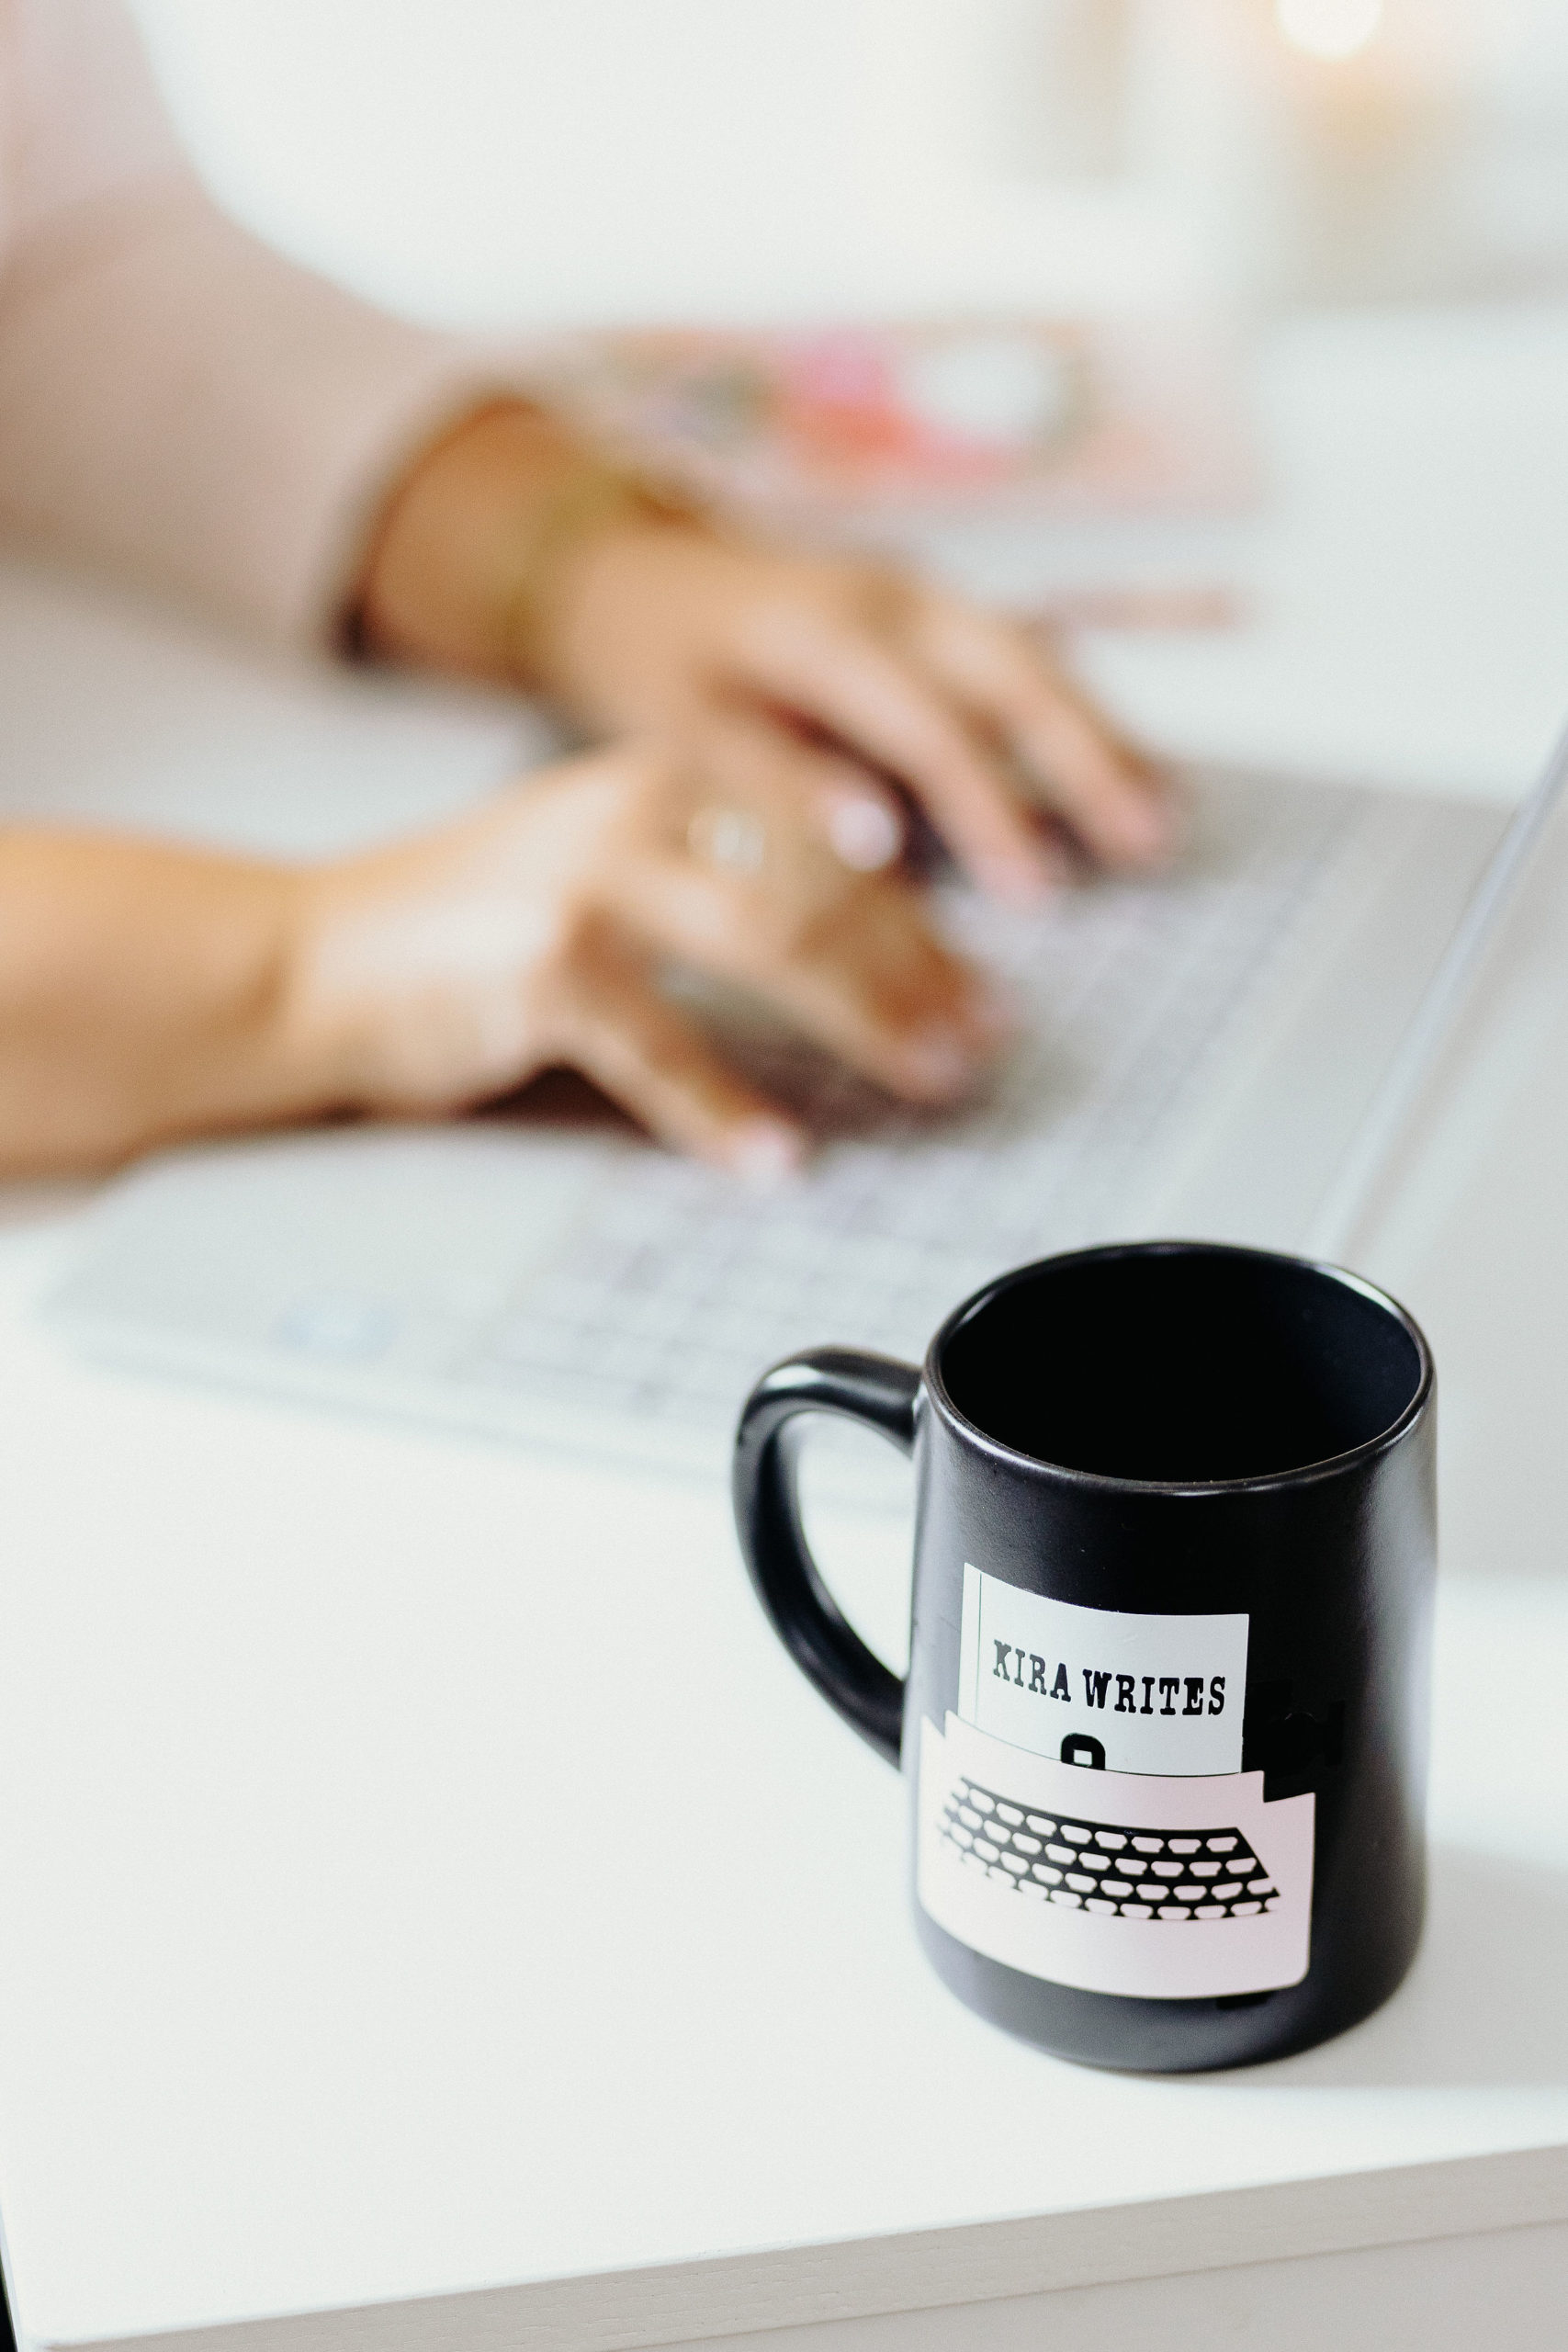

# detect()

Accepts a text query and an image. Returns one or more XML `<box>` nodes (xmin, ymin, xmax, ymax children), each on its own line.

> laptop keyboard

<box><xmin>56</xmin><ymin>770</ymin><xmax>1455</xmax><ymax>1482</ymax></box>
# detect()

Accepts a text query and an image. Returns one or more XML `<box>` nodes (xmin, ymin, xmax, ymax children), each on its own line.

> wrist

<box><xmin>276</xmin><ymin>867</ymin><xmax>391</xmax><ymax>1114</ymax></box>
<box><xmin>496</xmin><ymin>469</ymin><xmax>699</xmax><ymax>688</ymax></box>
<box><xmin>350</xmin><ymin>399</ymin><xmax>702</xmax><ymax>690</ymax></box>
<box><xmin>178</xmin><ymin>865</ymin><xmax>367</xmax><ymax>1133</ymax></box>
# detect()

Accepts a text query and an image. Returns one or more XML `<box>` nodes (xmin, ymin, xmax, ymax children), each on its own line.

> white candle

<box><xmin>1125</xmin><ymin>0</ymin><xmax>1507</xmax><ymax>304</ymax></box>
<box><xmin>1276</xmin><ymin>0</ymin><xmax>1385</xmax><ymax>65</ymax></box>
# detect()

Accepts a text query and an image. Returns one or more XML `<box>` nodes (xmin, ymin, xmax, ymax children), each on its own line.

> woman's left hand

<box><xmin>357</xmin><ymin>402</ymin><xmax>1171</xmax><ymax>907</ymax></box>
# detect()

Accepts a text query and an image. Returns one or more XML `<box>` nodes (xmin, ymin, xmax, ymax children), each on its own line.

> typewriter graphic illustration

<box><xmin>940</xmin><ymin>1773</ymin><xmax>1280</xmax><ymax>1921</ymax></box>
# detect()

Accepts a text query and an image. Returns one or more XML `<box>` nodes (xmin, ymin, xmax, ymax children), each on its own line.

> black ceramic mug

<box><xmin>732</xmin><ymin>1241</ymin><xmax>1435</xmax><ymax>2072</ymax></box>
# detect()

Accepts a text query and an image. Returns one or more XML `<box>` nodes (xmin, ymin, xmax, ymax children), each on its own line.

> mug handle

<box><xmin>732</xmin><ymin>1348</ymin><xmax>920</xmax><ymax>1768</ymax></box>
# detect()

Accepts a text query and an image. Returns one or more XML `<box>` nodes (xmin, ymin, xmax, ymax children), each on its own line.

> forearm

<box><xmin>0</xmin><ymin>832</ymin><xmax>336</xmax><ymax>1172</ymax></box>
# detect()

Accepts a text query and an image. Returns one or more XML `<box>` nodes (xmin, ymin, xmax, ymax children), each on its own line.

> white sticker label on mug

<box><xmin>918</xmin><ymin>1713</ymin><xmax>1314</xmax><ymax>2000</ymax></box>
<box><xmin>958</xmin><ymin>1563</ymin><xmax>1249</xmax><ymax>1777</ymax></box>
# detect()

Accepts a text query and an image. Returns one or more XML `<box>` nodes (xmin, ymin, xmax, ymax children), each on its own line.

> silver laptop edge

<box><xmin>1307</xmin><ymin>710</ymin><xmax>1568</xmax><ymax>1263</ymax></box>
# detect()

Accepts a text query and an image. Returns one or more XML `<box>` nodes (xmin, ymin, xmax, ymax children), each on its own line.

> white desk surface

<box><xmin>4</xmin><ymin>307</ymin><xmax>1568</xmax><ymax>2352</ymax></box>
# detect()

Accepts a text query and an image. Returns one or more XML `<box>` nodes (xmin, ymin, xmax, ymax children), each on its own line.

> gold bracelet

<box><xmin>497</xmin><ymin>463</ymin><xmax>701</xmax><ymax>686</ymax></box>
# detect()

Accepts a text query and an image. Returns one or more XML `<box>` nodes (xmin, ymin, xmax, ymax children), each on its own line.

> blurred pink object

<box><xmin>537</xmin><ymin>318</ymin><xmax>1258</xmax><ymax>523</ymax></box>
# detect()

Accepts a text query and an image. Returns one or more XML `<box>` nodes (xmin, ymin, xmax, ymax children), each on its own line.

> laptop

<box><xmin>43</xmin><ymin>732</ymin><xmax>1565</xmax><ymax>1495</ymax></box>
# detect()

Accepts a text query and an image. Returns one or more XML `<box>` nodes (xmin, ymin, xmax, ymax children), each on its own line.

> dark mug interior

<box><xmin>935</xmin><ymin>1245</ymin><xmax>1426</xmax><ymax>1485</ymax></box>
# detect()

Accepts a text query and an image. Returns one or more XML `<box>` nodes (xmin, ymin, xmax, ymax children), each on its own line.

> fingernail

<box><xmin>828</xmin><ymin>796</ymin><xmax>903</xmax><ymax>873</ymax></box>
<box><xmin>1115</xmin><ymin>788</ymin><xmax>1175</xmax><ymax>859</ymax></box>
<box><xmin>1154</xmin><ymin>787</ymin><xmax>1190</xmax><ymax>856</ymax></box>
<box><xmin>728</xmin><ymin>1119</ymin><xmax>806</xmax><ymax>1189</ymax></box>
<box><xmin>976</xmin><ymin>849</ymin><xmax>1059</xmax><ymax>906</ymax></box>
<box><xmin>971</xmin><ymin>977</ymin><xmax>1020</xmax><ymax>1041</ymax></box>
<box><xmin>905</xmin><ymin>1026</ymin><xmax>977</xmax><ymax>1097</ymax></box>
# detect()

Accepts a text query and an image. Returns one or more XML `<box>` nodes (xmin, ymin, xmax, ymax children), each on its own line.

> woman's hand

<box><xmin>0</xmin><ymin>738</ymin><xmax>997</xmax><ymax>1177</ymax></box>
<box><xmin>355</xmin><ymin>403</ymin><xmax>1169</xmax><ymax>905</ymax></box>
<box><xmin>293</xmin><ymin>733</ymin><xmax>1004</xmax><ymax>1174</ymax></box>
<box><xmin>535</xmin><ymin>525</ymin><xmax>1169</xmax><ymax>905</ymax></box>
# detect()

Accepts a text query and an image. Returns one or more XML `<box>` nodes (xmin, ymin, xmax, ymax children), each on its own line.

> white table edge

<box><xmin>53</xmin><ymin>2142</ymin><xmax>1568</xmax><ymax>2352</ymax></box>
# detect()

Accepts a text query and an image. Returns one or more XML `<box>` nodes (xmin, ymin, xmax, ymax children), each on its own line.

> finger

<box><xmin>626</xmin><ymin>836</ymin><xmax>1007</xmax><ymax>1104</ymax></box>
<box><xmin>603</xmin><ymin>725</ymin><xmax>1012</xmax><ymax>1096</ymax></box>
<box><xmin>729</xmin><ymin>606</ymin><xmax>1063</xmax><ymax>903</ymax></box>
<box><xmin>1021</xmin><ymin>586</ymin><xmax>1241</xmax><ymax>633</ymax></box>
<box><xmin>549</xmin><ymin>930</ymin><xmax>806</xmax><ymax>1182</ymax></box>
<box><xmin>766</xmin><ymin>878</ymin><xmax>1007</xmax><ymax>1102</ymax></box>
<box><xmin>908</xmin><ymin>591</ymin><xmax>1171</xmax><ymax>868</ymax></box>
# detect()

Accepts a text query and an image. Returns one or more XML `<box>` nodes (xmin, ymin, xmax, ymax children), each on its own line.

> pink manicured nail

<box><xmin>728</xmin><ymin>1120</ymin><xmax>806</xmax><ymax>1189</ymax></box>
<box><xmin>829</xmin><ymin>796</ymin><xmax>904</xmax><ymax>873</ymax></box>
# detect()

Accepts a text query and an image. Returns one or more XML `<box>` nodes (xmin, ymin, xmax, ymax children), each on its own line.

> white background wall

<box><xmin>126</xmin><ymin>0</ymin><xmax>1568</xmax><ymax>330</ymax></box>
<box><xmin>122</xmin><ymin>0</ymin><xmax>1192</xmax><ymax>328</ymax></box>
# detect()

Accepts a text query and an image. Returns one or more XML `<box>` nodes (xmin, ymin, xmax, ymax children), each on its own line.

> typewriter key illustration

<box><xmin>940</xmin><ymin>1774</ymin><xmax>1279</xmax><ymax>1922</ymax></box>
<box><xmin>914</xmin><ymin>1711</ymin><xmax>1316</xmax><ymax>2005</ymax></box>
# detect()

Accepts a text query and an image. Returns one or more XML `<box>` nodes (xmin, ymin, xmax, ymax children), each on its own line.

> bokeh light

<box><xmin>1275</xmin><ymin>0</ymin><xmax>1385</xmax><ymax>62</ymax></box>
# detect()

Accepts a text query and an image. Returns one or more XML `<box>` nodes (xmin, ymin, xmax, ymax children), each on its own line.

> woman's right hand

<box><xmin>291</xmin><ymin>729</ymin><xmax>1010</xmax><ymax>1175</ymax></box>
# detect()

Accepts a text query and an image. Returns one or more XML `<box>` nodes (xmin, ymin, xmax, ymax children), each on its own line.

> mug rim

<box><xmin>923</xmin><ymin>1238</ymin><xmax>1434</xmax><ymax>1495</ymax></box>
